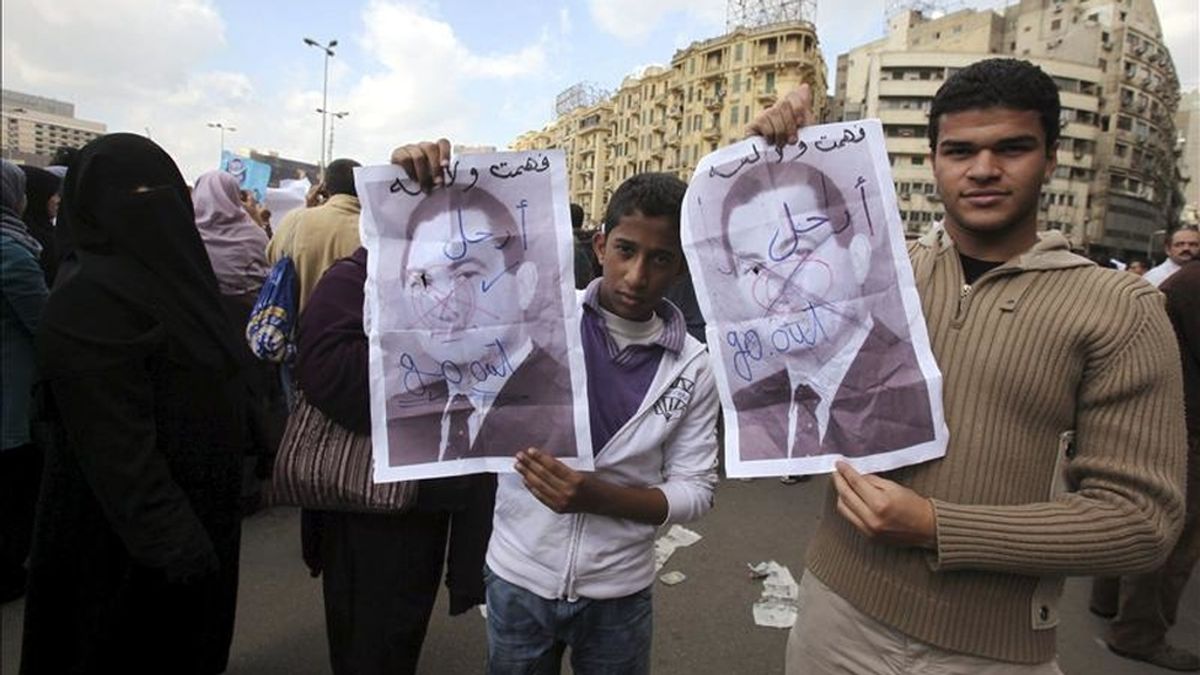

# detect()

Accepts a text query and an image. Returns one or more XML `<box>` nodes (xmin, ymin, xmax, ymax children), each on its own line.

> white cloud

<box><xmin>1</xmin><ymin>0</ymin><xmax>549</xmax><ymax>181</ymax></box>
<box><xmin>335</xmin><ymin>0</ymin><xmax>549</xmax><ymax>165</ymax></box>
<box><xmin>1</xmin><ymin>0</ymin><xmax>225</xmax><ymax>96</ymax></box>
<box><xmin>589</xmin><ymin>0</ymin><xmax>725</xmax><ymax>43</ymax></box>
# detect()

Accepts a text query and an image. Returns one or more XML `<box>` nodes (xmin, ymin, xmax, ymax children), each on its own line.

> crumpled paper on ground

<box><xmin>659</xmin><ymin>571</ymin><xmax>687</xmax><ymax>586</ymax></box>
<box><xmin>749</xmin><ymin>561</ymin><xmax>799</xmax><ymax>629</ymax></box>
<box><xmin>654</xmin><ymin>525</ymin><xmax>702</xmax><ymax>572</ymax></box>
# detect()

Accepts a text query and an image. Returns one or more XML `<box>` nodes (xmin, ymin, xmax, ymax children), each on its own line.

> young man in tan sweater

<box><xmin>749</xmin><ymin>59</ymin><xmax>1188</xmax><ymax>673</ymax></box>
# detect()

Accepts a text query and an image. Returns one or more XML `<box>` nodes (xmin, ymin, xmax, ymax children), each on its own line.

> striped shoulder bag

<box><xmin>269</xmin><ymin>391</ymin><xmax>416</xmax><ymax>512</ymax></box>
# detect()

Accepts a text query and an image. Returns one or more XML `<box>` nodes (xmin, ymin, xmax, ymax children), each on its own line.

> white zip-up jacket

<box><xmin>486</xmin><ymin>307</ymin><xmax>719</xmax><ymax>601</ymax></box>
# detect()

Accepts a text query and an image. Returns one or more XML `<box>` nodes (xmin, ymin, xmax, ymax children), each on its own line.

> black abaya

<box><xmin>21</xmin><ymin>134</ymin><xmax>249</xmax><ymax>675</ymax></box>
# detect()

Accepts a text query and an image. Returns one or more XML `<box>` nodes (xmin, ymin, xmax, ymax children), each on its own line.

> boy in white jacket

<box><xmin>488</xmin><ymin>173</ymin><xmax>720</xmax><ymax>674</ymax></box>
<box><xmin>390</xmin><ymin>142</ymin><xmax>719</xmax><ymax>674</ymax></box>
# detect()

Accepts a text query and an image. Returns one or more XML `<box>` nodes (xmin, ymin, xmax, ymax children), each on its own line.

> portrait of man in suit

<box><xmin>379</xmin><ymin>185</ymin><xmax>576</xmax><ymax>467</ymax></box>
<box><xmin>698</xmin><ymin>156</ymin><xmax>936</xmax><ymax>461</ymax></box>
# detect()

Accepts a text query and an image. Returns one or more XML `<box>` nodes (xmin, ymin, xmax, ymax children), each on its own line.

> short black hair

<box><xmin>324</xmin><ymin>158</ymin><xmax>361</xmax><ymax>197</ymax></box>
<box><xmin>603</xmin><ymin>172</ymin><xmax>686</xmax><ymax>234</ymax></box>
<box><xmin>928</xmin><ymin>58</ymin><xmax>1060</xmax><ymax>156</ymax></box>
<box><xmin>569</xmin><ymin>203</ymin><xmax>584</xmax><ymax>230</ymax></box>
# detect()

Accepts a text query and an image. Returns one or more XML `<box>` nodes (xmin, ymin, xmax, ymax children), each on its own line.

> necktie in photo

<box><xmin>791</xmin><ymin>384</ymin><xmax>822</xmax><ymax>457</ymax></box>
<box><xmin>444</xmin><ymin>393</ymin><xmax>474</xmax><ymax>460</ymax></box>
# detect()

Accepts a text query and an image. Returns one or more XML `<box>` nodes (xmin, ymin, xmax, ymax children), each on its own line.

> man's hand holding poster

<box><xmin>682</xmin><ymin>120</ymin><xmax>948</xmax><ymax>478</ymax></box>
<box><xmin>356</xmin><ymin>150</ymin><xmax>593</xmax><ymax>482</ymax></box>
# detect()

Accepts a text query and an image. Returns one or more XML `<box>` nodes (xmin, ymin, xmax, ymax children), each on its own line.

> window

<box><xmin>911</xmin><ymin>156</ymin><xmax>925</xmax><ymax>166</ymax></box>
<box><xmin>765</xmin><ymin>39</ymin><xmax>777</xmax><ymax>56</ymax></box>
<box><xmin>765</xmin><ymin>72</ymin><xmax>776</xmax><ymax>93</ymax></box>
<box><xmin>1116</xmin><ymin>115</ymin><xmax>1132</xmax><ymax>130</ymax></box>
<box><xmin>731</xmin><ymin>106</ymin><xmax>739</xmax><ymax>126</ymax></box>
<box><xmin>1051</xmin><ymin>19</ymin><xmax>1061</xmax><ymax>30</ymax></box>
<box><xmin>735</xmin><ymin>43</ymin><xmax>744</xmax><ymax>61</ymax></box>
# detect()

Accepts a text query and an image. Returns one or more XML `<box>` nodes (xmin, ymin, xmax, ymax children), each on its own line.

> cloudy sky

<box><xmin>3</xmin><ymin>0</ymin><xmax>1196</xmax><ymax>182</ymax></box>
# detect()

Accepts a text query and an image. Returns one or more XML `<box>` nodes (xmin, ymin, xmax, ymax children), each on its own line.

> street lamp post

<box><xmin>317</xmin><ymin>109</ymin><xmax>350</xmax><ymax>162</ymax></box>
<box><xmin>207</xmin><ymin>121</ymin><xmax>236</xmax><ymax>156</ymax></box>
<box><xmin>303</xmin><ymin>37</ymin><xmax>338</xmax><ymax>171</ymax></box>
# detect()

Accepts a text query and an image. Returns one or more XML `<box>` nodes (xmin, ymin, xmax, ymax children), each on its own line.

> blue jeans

<box><xmin>485</xmin><ymin>566</ymin><xmax>653</xmax><ymax>675</ymax></box>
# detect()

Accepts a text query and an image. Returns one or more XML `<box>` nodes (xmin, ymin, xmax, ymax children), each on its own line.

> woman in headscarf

<box><xmin>192</xmin><ymin>170</ymin><xmax>269</xmax><ymax>298</ymax></box>
<box><xmin>19</xmin><ymin>165</ymin><xmax>63</xmax><ymax>286</ymax></box>
<box><xmin>192</xmin><ymin>170</ymin><xmax>283</xmax><ymax>509</ymax></box>
<box><xmin>20</xmin><ymin>134</ymin><xmax>249</xmax><ymax>675</ymax></box>
<box><xmin>1</xmin><ymin>159</ymin><xmax>49</xmax><ymax>603</ymax></box>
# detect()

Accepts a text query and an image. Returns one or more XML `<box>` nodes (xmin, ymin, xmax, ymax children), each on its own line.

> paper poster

<box><xmin>357</xmin><ymin>151</ymin><xmax>593</xmax><ymax>482</ymax></box>
<box><xmin>681</xmin><ymin>120</ymin><xmax>948</xmax><ymax>478</ymax></box>
<box><xmin>220</xmin><ymin>150</ymin><xmax>271</xmax><ymax>203</ymax></box>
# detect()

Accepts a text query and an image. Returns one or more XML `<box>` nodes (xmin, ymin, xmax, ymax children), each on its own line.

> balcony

<box><xmin>702</xmin><ymin>126</ymin><xmax>722</xmax><ymax>141</ymax></box>
<box><xmin>704</xmin><ymin>96</ymin><xmax>724</xmax><ymax>111</ymax></box>
<box><xmin>756</xmin><ymin>90</ymin><xmax>777</xmax><ymax>104</ymax></box>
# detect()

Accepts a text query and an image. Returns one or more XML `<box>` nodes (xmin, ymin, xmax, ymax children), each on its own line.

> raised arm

<box><xmin>744</xmin><ymin>83</ymin><xmax>814</xmax><ymax>147</ymax></box>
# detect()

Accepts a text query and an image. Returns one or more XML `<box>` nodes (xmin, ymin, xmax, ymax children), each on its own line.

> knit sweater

<box><xmin>805</xmin><ymin>227</ymin><xmax>1187</xmax><ymax>664</ymax></box>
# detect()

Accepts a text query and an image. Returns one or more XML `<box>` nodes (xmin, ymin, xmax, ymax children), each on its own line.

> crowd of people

<box><xmin>0</xmin><ymin>56</ymin><xmax>1196</xmax><ymax>675</ymax></box>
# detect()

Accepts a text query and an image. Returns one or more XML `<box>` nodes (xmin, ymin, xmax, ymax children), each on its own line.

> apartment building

<box><xmin>1</xmin><ymin>89</ymin><xmax>106</xmax><ymax>167</ymax></box>
<box><xmin>835</xmin><ymin>0</ymin><xmax>1182</xmax><ymax>257</ymax></box>
<box><xmin>512</xmin><ymin>22</ymin><xmax>827</xmax><ymax>227</ymax></box>
<box><xmin>1176</xmin><ymin>89</ymin><xmax>1199</xmax><ymax>225</ymax></box>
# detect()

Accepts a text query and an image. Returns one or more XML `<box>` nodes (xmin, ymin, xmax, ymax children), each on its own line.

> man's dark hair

<box><xmin>928</xmin><ymin>58</ymin><xmax>1060</xmax><ymax>156</ymax></box>
<box><xmin>402</xmin><ymin>187</ymin><xmax>522</xmax><ymax>271</ymax></box>
<box><xmin>603</xmin><ymin>172</ymin><xmax>687</xmax><ymax>234</ymax></box>
<box><xmin>1167</xmin><ymin>225</ymin><xmax>1199</xmax><ymax>246</ymax></box>
<box><xmin>51</xmin><ymin>146</ymin><xmax>79</xmax><ymax>167</ymax></box>
<box><xmin>569</xmin><ymin>203</ymin><xmax>584</xmax><ymax>230</ymax></box>
<box><xmin>323</xmin><ymin>158</ymin><xmax>361</xmax><ymax>197</ymax></box>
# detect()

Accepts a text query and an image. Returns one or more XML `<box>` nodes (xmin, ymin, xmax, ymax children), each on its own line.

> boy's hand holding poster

<box><xmin>681</xmin><ymin>120</ymin><xmax>948</xmax><ymax>478</ymax></box>
<box><xmin>356</xmin><ymin>151</ymin><xmax>593</xmax><ymax>483</ymax></box>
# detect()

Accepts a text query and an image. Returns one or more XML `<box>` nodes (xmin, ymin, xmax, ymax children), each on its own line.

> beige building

<box><xmin>1176</xmin><ymin>89</ymin><xmax>1199</xmax><ymax>225</ymax></box>
<box><xmin>835</xmin><ymin>0</ymin><xmax>1182</xmax><ymax>257</ymax></box>
<box><xmin>2</xmin><ymin>89</ymin><xmax>106</xmax><ymax>167</ymax></box>
<box><xmin>512</xmin><ymin>22</ymin><xmax>827</xmax><ymax>227</ymax></box>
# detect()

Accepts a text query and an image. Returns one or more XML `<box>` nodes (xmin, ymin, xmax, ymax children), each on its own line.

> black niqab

<box><xmin>20</xmin><ymin>165</ymin><xmax>62</xmax><ymax>285</ymax></box>
<box><xmin>38</xmin><ymin>133</ymin><xmax>241</xmax><ymax>377</ymax></box>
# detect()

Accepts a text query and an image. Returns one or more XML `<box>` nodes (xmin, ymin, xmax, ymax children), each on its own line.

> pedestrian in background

<box><xmin>193</xmin><ymin>169</ymin><xmax>285</xmax><ymax>512</ymax></box>
<box><xmin>0</xmin><ymin>159</ymin><xmax>49</xmax><ymax>604</ymax></box>
<box><xmin>18</xmin><ymin>165</ymin><xmax>62</xmax><ymax>286</ymax></box>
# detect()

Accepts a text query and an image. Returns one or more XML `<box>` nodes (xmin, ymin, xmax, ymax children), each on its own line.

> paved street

<box><xmin>4</xmin><ymin>476</ymin><xmax>1197</xmax><ymax>674</ymax></box>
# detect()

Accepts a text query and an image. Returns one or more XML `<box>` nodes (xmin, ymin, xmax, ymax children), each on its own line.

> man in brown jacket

<box><xmin>750</xmin><ymin>58</ymin><xmax>1187</xmax><ymax>673</ymax></box>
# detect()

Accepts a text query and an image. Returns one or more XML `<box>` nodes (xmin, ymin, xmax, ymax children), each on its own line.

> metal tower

<box><xmin>726</xmin><ymin>0</ymin><xmax>816</xmax><ymax>31</ymax></box>
<box><xmin>555</xmin><ymin>82</ymin><xmax>611</xmax><ymax>117</ymax></box>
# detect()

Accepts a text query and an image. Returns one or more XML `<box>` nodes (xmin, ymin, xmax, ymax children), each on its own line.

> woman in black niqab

<box><xmin>21</xmin><ymin>134</ymin><xmax>249</xmax><ymax>675</ymax></box>
<box><xmin>18</xmin><ymin>165</ymin><xmax>61</xmax><ymax>286</ymax></box>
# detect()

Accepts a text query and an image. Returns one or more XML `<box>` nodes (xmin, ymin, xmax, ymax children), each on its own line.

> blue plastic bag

<box><xmin>246</xmin><ymin>256</ymin><xmax>298</xmax><ymax>363</ymax></box>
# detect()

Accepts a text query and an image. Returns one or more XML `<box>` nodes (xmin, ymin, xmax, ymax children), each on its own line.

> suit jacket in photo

<box><xmin>733</xmin><ymin>319</ymin><xmax>934</xmax><ymax>460</ymax></box>
<box><xmin>386</xmin><ymin>345</ymin><xmax>575</xmax><ymax>466</ymax></box>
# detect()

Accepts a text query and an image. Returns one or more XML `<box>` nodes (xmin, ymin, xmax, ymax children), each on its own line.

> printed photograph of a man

<box><xmin>688</xmin><ymin>150</ymin><xmax>937</xmax><ymax>462</ymax></box>
<box><xmin>363</xmin><ymin>177</ymin><xmax>578</xmax><ymax>469</ymax></box>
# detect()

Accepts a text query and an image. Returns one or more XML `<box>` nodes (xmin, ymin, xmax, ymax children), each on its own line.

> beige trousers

<box><xmin>785</xmin><ymin>573</ymin><xmax>1064</xmax><ymax>675</ymax></box>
